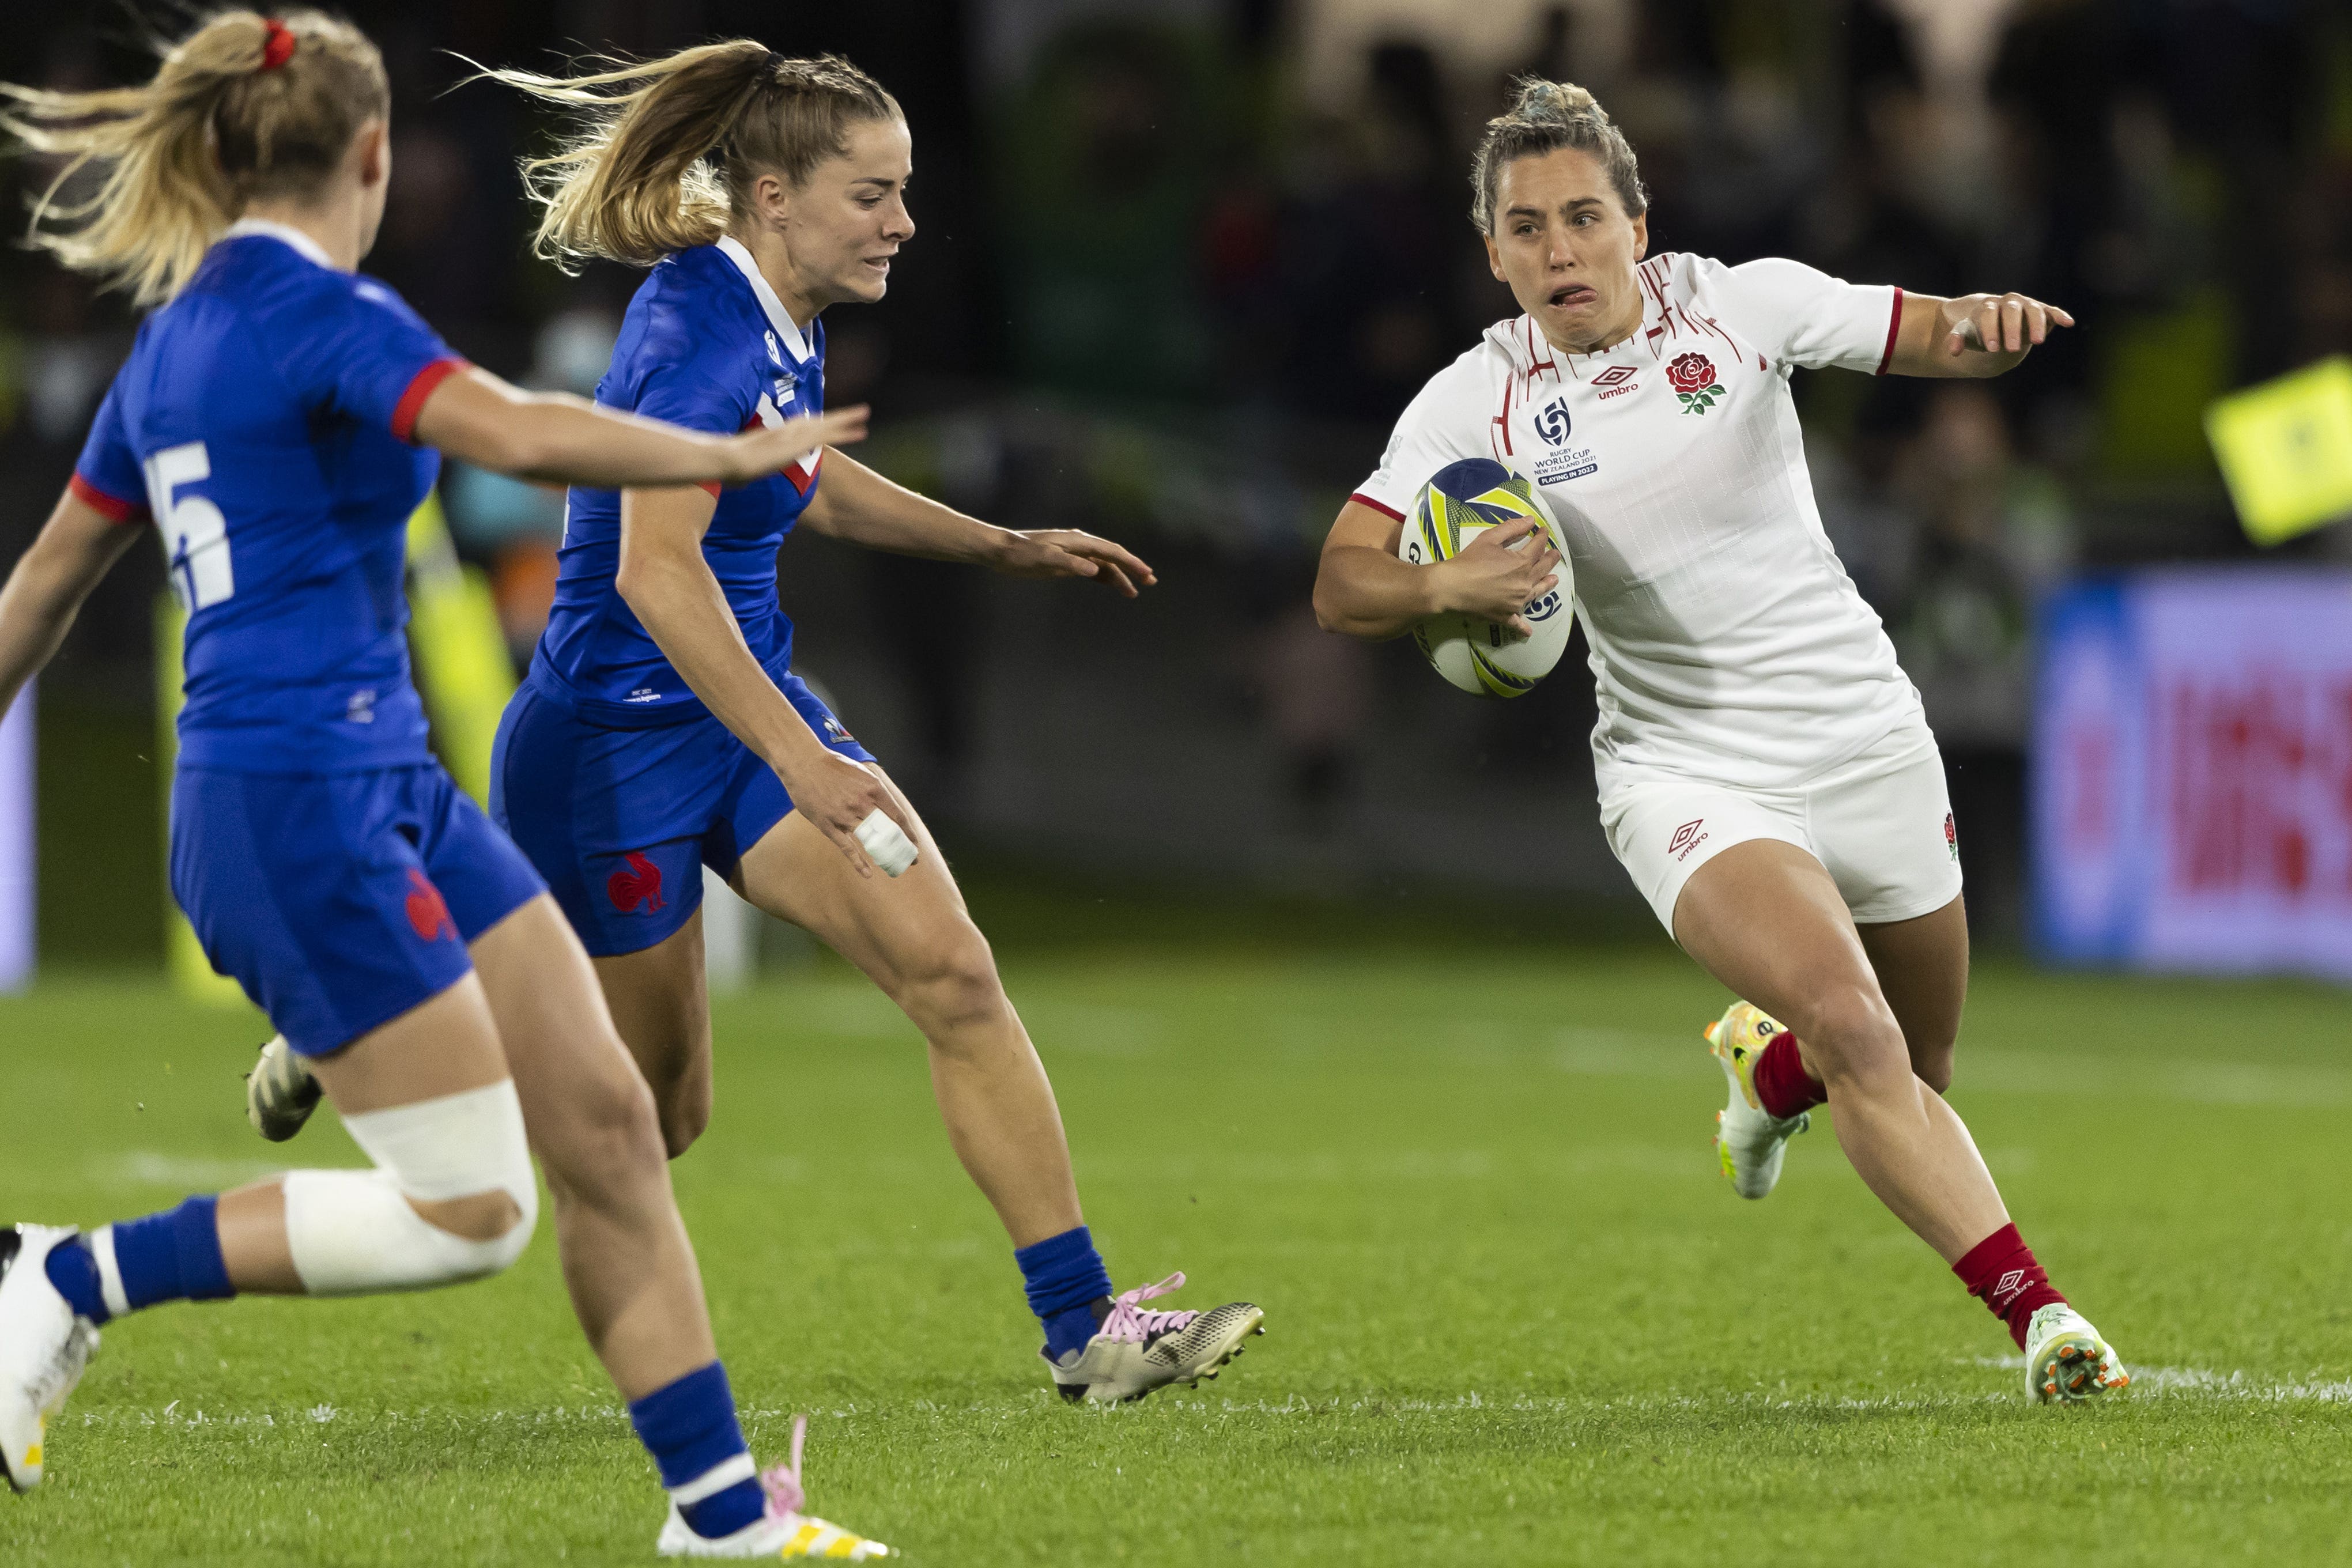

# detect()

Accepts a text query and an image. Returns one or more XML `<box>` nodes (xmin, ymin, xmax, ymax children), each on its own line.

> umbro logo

<box><xmin>1993</xmin><ymin>1267</ymin><xmax>2028</xmax><ymax>1306</ymax></box>
<box><xmin>1592</xmin><ymin>365</ymin><xmax>1635</xmax><ymax>386</ymax></box>
<box><xmin>1668</xmin><ymin>818</ymin><xmax>1708</xmax><ymax>860</ymax></box>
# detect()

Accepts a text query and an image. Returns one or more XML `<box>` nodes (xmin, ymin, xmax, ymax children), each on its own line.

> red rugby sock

<box><xmin>1750</xmin><ymin>1031</ymin><xmax>1827</xmax><ymax>1120</ymax></box>
<box><xmin>1953</xmin><ymin>1223</ymin><xmax>2068</xmax><ymax>1348</ymax></box>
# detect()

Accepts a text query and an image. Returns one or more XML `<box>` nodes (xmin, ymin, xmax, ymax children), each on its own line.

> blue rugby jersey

<box><xmin>71</xmin><ymin>220</ymin><xmax>463</xmax><ymax>773</ymax></box>
<box><xmin>533</xmin><ymin>238</ymin><xmax>826</xmax><ymax>725</ymax></box>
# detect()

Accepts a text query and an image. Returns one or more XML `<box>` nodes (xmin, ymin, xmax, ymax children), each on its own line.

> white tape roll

<box><xmin>855</xmin><ymin>807</ymin><xmax>919</xmax><ymax>878</ymax></box>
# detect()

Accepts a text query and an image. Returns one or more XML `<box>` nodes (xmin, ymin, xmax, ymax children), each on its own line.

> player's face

<box><xmin>790</xmin><ymin>116</ymin><xmax>916</xmax><ymax>308</ymax></box>
<box><xmin>1484</xmin><ymin>148</ymin><xmax>1649</xmax><ymax>354</ymax></box>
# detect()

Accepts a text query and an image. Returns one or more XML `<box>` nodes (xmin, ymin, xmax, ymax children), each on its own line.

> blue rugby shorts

<box><xmin>489</xmin><ymin>670</ymin><xmax>874</xmax><ymax>958</ymax></box>
<box><xmin>170</xmin><ymin>762</ymin><xmax>546</xmax><ymax>1057</ymax></box>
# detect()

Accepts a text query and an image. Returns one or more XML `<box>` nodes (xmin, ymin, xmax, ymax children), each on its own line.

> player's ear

<box><xmin>350</xmin><ymin>120</ymin><xmax>389</xmax><ymax>192</ymax></box>
<box><xmin>749</xmin><ymin>169</ymin><xmax>792</xmax><ymax>233</ymax></box>
<box><xmin>1483</xmin><ymin>232</ymin><xmax>1505</xmax><ymax>283</ymax></box>
<box><xmin>1630</xmin><ymin>210</ymin><xmax>1649</xmax><ymax>263</ymax></box>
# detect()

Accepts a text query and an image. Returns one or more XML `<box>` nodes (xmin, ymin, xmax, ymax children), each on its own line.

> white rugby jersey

<box><xmin>1354</xmin><ymin>251</ymin><xmax>1930</xmax><ymax>795</ymax></box>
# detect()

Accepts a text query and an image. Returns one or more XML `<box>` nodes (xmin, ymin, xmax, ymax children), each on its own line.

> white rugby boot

<box><xmin>1707</xmin><ymin>1000</ymin><xmax>1811</xmax><ymax>1200</ymax></box>
<box><xmin>0</xmin><ymin>1226</ymin><xmax>101</xmax><ymax>1493</ymax></box>
<box><xmin>1044</xmin><ymin>1273</ymin><xmax>1265</xmax><ymax>1405</ymax></box>
<box><xmin>246</xmin><ymin>1034</ymin><xmax>322</xmax><ymax>1143</ymax></box>
<box><xmin>654</xmin><ymin>1415</ymin><xmax>889</xmax><ymax>1559</ymax></box>
<box><xmin>2022</xmin><ymin>1304</ymin><xmax>2131</xmax><ymax>1404</ymax></box>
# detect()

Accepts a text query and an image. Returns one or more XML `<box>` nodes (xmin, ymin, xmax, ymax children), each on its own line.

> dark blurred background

<box><xmin>5</xmin><ymin>0</ymin><xmax>2350</xmax><ymax>968</ymax></box>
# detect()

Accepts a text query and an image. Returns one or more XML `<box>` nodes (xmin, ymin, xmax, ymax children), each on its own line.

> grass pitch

<box><xmin>3</xmin><ymin>882</ymin><xmax>2350</xmax><ymax>1566</ymax></box>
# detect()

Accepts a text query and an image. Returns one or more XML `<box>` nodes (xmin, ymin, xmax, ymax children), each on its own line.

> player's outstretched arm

<box><xmin>0</xmin><ymin>490</ymin><xmax>143</xmax><ymax>723</ymax></box>
<box><xmin>615</xmin><ymin>482</ymin><xmax>911</xmax><ymax>878</ymax></box>
<box><xmin>1312</xmin><ymin>499</ymin><xmax>1558</xmax><ymax>641</ymax></box>
<box><xmin>410</xmin><ymin>366</ymin><xmax>869</xmax><ymax>491</ymax></box>
<box><xmin>798</xmin><ymin>449</ymin><xmax>1156</xmax><ymax>596</ymax></box>
<box><xmin>1885</xmin><ymin>290</ymin><xmax>2074</xmax><ymax>379</ymax></box>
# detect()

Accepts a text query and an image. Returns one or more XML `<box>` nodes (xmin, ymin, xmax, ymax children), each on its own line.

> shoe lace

<box><xmin>757</xmin><ymin>1414</ymin><xmax>809</xmax><ymax>1520</ymax></box>
<box><xmin>1098</xmin><ymin>1272</ymin><xmax>1198</xmax><ymax>1344</ymax></box>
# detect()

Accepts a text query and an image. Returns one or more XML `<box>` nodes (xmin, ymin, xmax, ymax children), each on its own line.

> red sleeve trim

<box><xmin>696</xmin><ymin>481</ymin><xmax>722</xmax><ymax>497</ymax></box>
<box><xmin>390</xmin><ymin>356</ymin><xmax>469</xmax><ymax>444</ymax></box>
<box><xmin>1875</xmin><ymin>289</ymin><xmax>1904</xmax><ymax>376</ymax></box>
<box><xmin>68</xmin><ymin>473</ymin><xmax>146</xmax><ymax>524</ymax></box>
<box><xmin>1349</xmin><ymin>491</ymin><xmax>1405</xmax><ymax>522</ymax></box>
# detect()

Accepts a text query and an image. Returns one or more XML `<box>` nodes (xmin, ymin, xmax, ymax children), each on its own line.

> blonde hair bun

<box><xmin>1512</xmin><ymin>79</ymin><xmax>1605</xmax><ymax>123</ymax></box>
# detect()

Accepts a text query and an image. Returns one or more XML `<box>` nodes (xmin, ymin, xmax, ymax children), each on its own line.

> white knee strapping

<box><xmin>282</xmin><ymin>1080</ymin><xmax>539</xmax><ymax>1297</ymax></box>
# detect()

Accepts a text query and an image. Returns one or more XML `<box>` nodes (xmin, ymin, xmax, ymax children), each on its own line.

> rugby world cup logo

<box><xmin>1535</xmin><ymin>397</ymin><xmax>1572</xmax><ymax>445</ymax></box>
<box><xmin>1668</xmin><ymin>352</ymin><xmax>1724</xmax><ymax>415</ymax></box>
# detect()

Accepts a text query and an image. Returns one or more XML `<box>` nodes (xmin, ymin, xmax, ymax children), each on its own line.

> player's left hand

<box><xmin>1940</xmin><ymin>292</ymin><xmax>2074</xmax><ymax>359</ymax></box>
<box><xmin>991</xmin><ymin>530</ymin><xmax>1157</xmax><ymax>597</ymax></box>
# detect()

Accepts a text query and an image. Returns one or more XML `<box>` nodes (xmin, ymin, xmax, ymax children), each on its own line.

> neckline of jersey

<box><xmin>713</xmin><ymin>236</ymin><xmax>814</xmax><ymax>363</ymax></box>
<box><xmin>1496</xmin><ymin>262</ymin><xmax>1666</xmax><ymax>377</ymax></box>
<box><xmin>223</xmin><ymin>217</ymin><xmax>336</xmax><ymax>271</ymax></box>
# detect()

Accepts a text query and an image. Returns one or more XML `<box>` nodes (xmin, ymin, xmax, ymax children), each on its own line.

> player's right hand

<box><xmin>723</xmin><ymin>406</ymin><xmax>870</xmax><ymax>486</ymax></box>
<box><xmin>1434</xmin><ymin>515</ymin><xmax>1561</xmax><ymax>637</ymax></box>
<box><xmin>776</xmin><ymin>746</ymin><xmax>912</xmax><ymax>879</ymax></box>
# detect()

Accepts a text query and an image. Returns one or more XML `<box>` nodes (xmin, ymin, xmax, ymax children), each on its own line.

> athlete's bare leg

<box><xmin>590</xmin><ymin>784</ymin><xmax>1085</xmax><ymax>1247</ymax></box>
<box><xmin>220</xmin><ymin>899</ymin><xmax>715</xmax><ymax>1397</ymax></box>
<box><xmin>212</xmin><ymin>977</ymin><xmax>522</xmax><ymax>1292</ymax></box>
<box><xmin>1855</xmin><ymin>897</ymin><xmax>1969</xmax><ymax>1093</ymax></box>
<box><xmin>1674</xmin><ymin>840</ymin><xmax>2007</xmax><ymax>1262</ymax></box>
<box><xmin>592</xmin><ymin>915</ymin><xmax>714</xmax><ymax>1158</ymax></box>
<box><xmin>469</xmin><ymin>895</ymin><xmax>718</xmax><ymax>1399</ymax></box>
<box><xmin>733</xmin><ymin>773</ymin><xmax>1085</xmax><ymax>1248</ymax></box>
<box><xmin>734</xmin><ymin>769</ymin><xmax>1085</xmax><ymax>1250</ymax></box>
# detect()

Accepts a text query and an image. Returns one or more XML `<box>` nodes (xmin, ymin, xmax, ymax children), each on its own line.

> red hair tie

<box><xmin>259</xmin><ymin>18</ymin><xmax>297</xmax><ymax>71</ymax></box>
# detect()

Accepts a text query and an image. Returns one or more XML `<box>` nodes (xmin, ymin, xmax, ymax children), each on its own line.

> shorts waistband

<box><xmin>519</xmin><ymin>653</ymin><xmax>788</xmax><ymax>731</ymax></box>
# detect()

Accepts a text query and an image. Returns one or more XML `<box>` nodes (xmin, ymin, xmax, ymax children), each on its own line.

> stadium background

<box><xmin>5</xmin><ymin>0</ymin><xmax>2347</xmax><ymax>976</ymax></box>
<box><xmin>6</xmin><ymin>5</ymin><xmax>2352</xmax><ymax>1566</ymax></box>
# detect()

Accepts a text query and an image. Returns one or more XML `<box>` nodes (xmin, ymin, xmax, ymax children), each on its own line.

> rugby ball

<box><xmin>1394</xmin><ymin>458</ymin><xmax>1575</xmax><ymax>698</ymax></box>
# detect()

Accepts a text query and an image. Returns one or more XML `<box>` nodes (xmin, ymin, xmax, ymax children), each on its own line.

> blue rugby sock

<box><xmin>43</xmin><ymin>1238</ymin><xmax>108</xmax><ymax>1323</ymax></box>
<box><xmin>44</xmin><ymin>1197</ymin><xmax>235</xmax><ymax>1324</ymax></box>
<box><xmin>628</xmin><ymin>1362</ymin><xmax>766</xmax><ymax>1539</ymax></box>
<box><xmin>1015</xmin><ymin>1226</ymin><xmax>1113</xmax><ymax>1361</ymax></box>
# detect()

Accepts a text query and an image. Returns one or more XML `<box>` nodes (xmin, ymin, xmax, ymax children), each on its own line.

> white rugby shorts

<box><xmin>1600</xmin><ymin>726</ymin><xmax>1962</xmax><ymax>938</ymax></box>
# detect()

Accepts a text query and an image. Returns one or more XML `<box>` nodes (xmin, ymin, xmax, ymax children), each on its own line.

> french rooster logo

<box><xmin>607</xmin><ymin>851</ymin><xmax>667</xmax><ymax>914</ymax></box>
<box><xmin>405</xmin><ymin>868</ymin><xmax>455</xmax><ymax>943</ymax></box>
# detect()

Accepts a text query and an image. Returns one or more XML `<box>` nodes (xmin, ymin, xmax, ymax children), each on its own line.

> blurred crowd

<box><xmin>3</xmin><ymin>0</ymin><xmax>2349</xmax><ymax>932</ymax></box>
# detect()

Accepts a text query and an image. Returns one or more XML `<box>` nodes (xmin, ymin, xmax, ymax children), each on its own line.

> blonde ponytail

<box><xmin>473</xmin><ymin>46</ymin><xmax>900</xmax><ymax>273</ymax></box>
<box><xmin>0</xmin><ymin>9</ymin><xmax>390</xmax><ymax>306</ymax></box>
<box><xmin>1470</xmin><ymin>75</ymin><xmax>1648</xmax><ymax>233</ymax></box>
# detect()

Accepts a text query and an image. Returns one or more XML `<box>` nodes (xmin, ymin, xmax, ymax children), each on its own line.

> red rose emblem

<box><xmin>1667</xmin><ymin>352</ymin><xmax>1717</xmax><ymax>394</ymax></box>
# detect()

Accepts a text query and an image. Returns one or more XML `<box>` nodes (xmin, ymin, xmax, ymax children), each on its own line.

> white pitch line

<box><xmin>69</xmin><ymin>1366</ymin><xmax>2352</xmax><ymax>1438</ymax></box>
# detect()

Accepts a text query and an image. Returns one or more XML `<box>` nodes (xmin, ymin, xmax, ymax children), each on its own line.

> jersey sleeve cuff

<box><xmin>68</xmin><ymin>473</ymin><xmax>147</xmax><ymax>524</ymax></box>
<box><xmin>1349</xmin><ymin>490</ymin><xmax>1406</xmax><ymax>522</ymax></box>
<box><xmin>390</xmin><ymin>356</ymin><xmax>469</xmax><ymax>444</ymax></box>
<box><xmin>1874</xmin><ymin>289</ymin><xmax>1904</xmax><ymax>376</ymax></box>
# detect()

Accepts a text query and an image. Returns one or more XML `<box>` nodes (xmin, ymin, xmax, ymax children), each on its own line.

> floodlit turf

<box><xmin>4</xmin><ymin>890</ymin><xmax>2351</xmax><ymax>1566</ymax></box>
